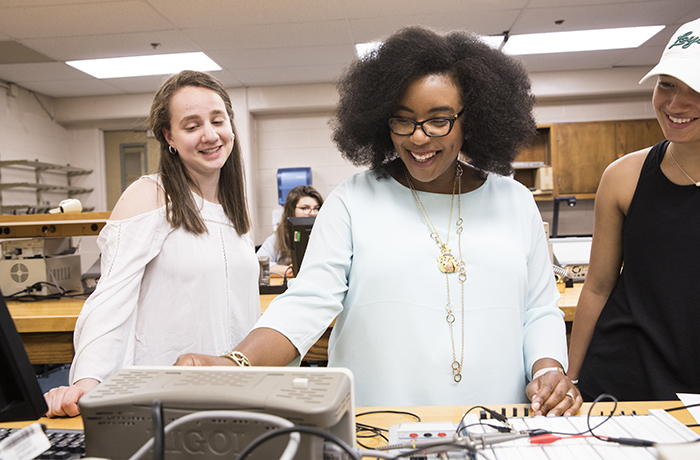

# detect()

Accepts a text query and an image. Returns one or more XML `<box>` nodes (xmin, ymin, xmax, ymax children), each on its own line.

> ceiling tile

<box><xmin>615</xmin><ymin>45</ymin><xmax>665</xmax><ymax>68</ymax></box>
<box><xmin>208</xmin><ymin>70</ymin><xmax>245</xmax><ymax>89</ymax></box>
<box><xmin>0</xmin><ymin>0</ymin><xmax>115</xmax><ymax>6</ymax></box>
<box><xmin>511</xmin><ymin>0</ymin><xmax>700</xmax><ymax>34</ymax></box>
<box><xmin>0</xmin><ymin>1</ymin><xmax>173</xmax><ymax>39</ymax></box>
<box><xmin>22</xmin><ymin>30</ymin><xmax>200</xmax><ymax>61</ymax></box>
<box><xmin>0</xmin><ymin>41</ymin><xmax>54</xmax><ymax>64</ymax></box>
<box><xmin>517</xmin><ymin>49</ymin><xmax>637</xmax><ymax>73</ymax></box>
<box><xmin>0</xmin><ymin>62</ymin><xmax>91</xmax><ymax>82</ymax></box>
<box><xmin>232</xmin><ymin>64</ymin><xmax>347</xmax><ymax>87</ymax></box>
<box><xmin>11</xmin><ymin>78</ymin><xmax>127</xmax><ymax>97</ymax></box>
<box><xmin>183</xmin><ymin>21</ymin><xmax>352</xmax><ymax>50</ymax></box>
<box><xmin>99</xmin><ymin>75</ymin><xmax>179</xmax><ymax>94</ymax></box>
<box><xmin>148</xmin><ymin>0</ymin><xmax>346</xmax><ymax>28</ymax></box>
<box><xmin>209</xmin><ymin>45</ymin><xmax>356</xmax><ymax>70</ymax></box>
<box><xmin>342</xmin><ymin>0</ymin><xmax>528</xmax><ymax>18</ymax></box>
<box><xmin>347</xmin><ymin>11</ymin><xmax>520</xmax><ymax>42</ymax></box>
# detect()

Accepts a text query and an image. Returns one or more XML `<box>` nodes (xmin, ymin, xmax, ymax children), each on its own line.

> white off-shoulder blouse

<box><xmin>70</xmin><ymin>176</ymin><xmax>260</xmax><ymax>384</ymax></box>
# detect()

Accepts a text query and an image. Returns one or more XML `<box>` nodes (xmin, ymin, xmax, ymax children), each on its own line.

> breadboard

<box><xmin>388</xmin><ymin>409</ymin><xmax>698</xmax><ymax>459</ymax></box>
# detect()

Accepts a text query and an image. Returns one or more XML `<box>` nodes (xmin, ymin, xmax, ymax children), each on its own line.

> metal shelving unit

<box><xmin>0</xmin><ymin>160</ymin><xmax>93</xmax><ymax>214</ymax></box>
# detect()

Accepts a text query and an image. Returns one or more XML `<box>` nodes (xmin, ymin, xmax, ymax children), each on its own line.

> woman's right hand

<box><xmin>44</xmin><ymin>378</ymin><xmax>99</xmax><ymax>418</ymax></box>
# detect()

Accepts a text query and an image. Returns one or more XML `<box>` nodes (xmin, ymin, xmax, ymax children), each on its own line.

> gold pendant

<box><xmin>438</xmin><ymin>249</ymin><xmax>458</xmax><ymax>273</ymax></box>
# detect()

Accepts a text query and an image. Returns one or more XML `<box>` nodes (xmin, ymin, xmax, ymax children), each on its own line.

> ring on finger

<box><xmin>566</xmin><ymin>391</ymin><xmax>575</xmax><ymax>404</ymax></box>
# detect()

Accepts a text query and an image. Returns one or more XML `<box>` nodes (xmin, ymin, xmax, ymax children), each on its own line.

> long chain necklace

<box><xmin>668</xmin><ymin>147</ymin><xmax>700</xmax><ymax>187</ymax></box>
<box><xmin>404</xmin><ymin>164</ymin><xmax>467</xmax><ymax>382</ymax></box>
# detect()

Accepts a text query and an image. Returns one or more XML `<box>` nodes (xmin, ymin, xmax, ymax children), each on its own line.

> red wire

<box><xmin>530</xmin><ymin>433</ymin><xmax>604</xmax><ymax>444</ymax></box>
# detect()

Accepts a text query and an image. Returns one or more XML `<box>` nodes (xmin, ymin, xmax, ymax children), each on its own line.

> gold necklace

<box><xmin>404</xmin><ymin>164</ymin><xmax>467</xmax><ymax>382</ymax></box>
<box><xmin>668</xmin><ymin>148</ymin><xmax>700</xmax><ymax>187</ymax></box>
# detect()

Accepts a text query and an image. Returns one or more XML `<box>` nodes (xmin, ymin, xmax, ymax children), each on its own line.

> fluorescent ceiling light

<box><xmin>479</xmin><ymin>35</ymin><xmax>505</xmax><ymax>49</ymax></box>
<box><xmin>66</xmin><ymin>52</ymin><xmax>221</xmax><ymax>79</ymax></box>
<box><xmin>356</xmin><ymin>25</ymin><xmax>665</xmax><ymax>58</ymax></box>
<box><xmin>355</xmin><ymin>42</ymin><xmax>381</xmax><ymax>59</ymax></box>
<box><xmin>497</xmin><ymin>25</ymin><xmax>665</xmax><ymax>55</ymax></box>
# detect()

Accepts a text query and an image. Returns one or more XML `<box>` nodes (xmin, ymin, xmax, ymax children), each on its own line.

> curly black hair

<box><xmin>330</xmin><ymin>25</ymin><xmax>537</xmax><ymax>177</ymax></box>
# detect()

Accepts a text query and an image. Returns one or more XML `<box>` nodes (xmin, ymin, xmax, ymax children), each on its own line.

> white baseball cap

<box><xmin>639</xmin><ymin>17</ymin><xmax>700</xmax><ymax>93</ymax></box>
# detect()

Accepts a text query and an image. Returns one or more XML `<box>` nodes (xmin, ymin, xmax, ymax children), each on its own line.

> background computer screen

<box><xmin>287</xmin><ymin>216</ymin><xmax>315</xmax><ymax>277</ymax></box>
<box><xmin>0</xmin><ymin>291</ymin><xmax>48</xmax><ymax>422</ymax></box>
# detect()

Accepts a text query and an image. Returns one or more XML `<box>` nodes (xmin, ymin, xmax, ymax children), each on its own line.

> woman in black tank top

<box><xmin>568</xmin><ymin>17</ymin><xmax>700</xmax><ymax>401</ymax></box>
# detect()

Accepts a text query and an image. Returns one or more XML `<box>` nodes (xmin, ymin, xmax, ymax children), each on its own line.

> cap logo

<box><xmin>669</xmin><ymin>30</ymin><xmax>700</xmax><ymax>50</ymax></box>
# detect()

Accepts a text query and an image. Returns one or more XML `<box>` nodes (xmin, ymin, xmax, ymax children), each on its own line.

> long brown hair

<box><xmin>274</xmin><ymin>185</ymin><xmax>324</xmax><ymax>264</ymax></box>
<box><xmin>149</xmin><ymin>70</ymin><xmax>250</xmax><ymax>235</ymax></box>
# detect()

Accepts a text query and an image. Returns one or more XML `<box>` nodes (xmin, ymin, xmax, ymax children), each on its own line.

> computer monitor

<box><xmin>0</xmin><ymin>289</ymin><xmax>48</xmax><ymax>422</ymax></box>
<box><xmin>287</xmin><ymin>216</ymin><xmax>315</xmax><ymax>277</ymax></box>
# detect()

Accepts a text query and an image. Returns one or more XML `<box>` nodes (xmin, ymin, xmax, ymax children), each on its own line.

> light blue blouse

<box><xmin>255</xmin><ymin>169</ymin><xmax>566</xmax><ymax>406</ymax></box>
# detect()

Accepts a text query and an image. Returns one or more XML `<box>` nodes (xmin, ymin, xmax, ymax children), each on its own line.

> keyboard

<box><xmin>0</xmin><ymin>427</ymin><xmax>85</xmax><ymax>459</ymax></box>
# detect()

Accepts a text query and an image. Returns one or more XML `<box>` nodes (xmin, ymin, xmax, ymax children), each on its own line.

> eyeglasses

<box><xmin>388</xmin><ymin>108</ymin><xmax>465</xmax><ymax>138</ymax></box>
<box><xmin>296</xmin><ymin>205</ymin><xmax>321</xmax><ymax>215</ymax></box>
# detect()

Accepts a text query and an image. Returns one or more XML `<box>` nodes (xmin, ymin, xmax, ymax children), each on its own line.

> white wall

<box><xmin>253</xmin><ymin>111</ymin><xmax>365</xmax><ymax>244</ymax></box>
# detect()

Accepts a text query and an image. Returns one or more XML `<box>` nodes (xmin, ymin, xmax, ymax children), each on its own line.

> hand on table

<box><xmin>44</xmin><ymin>378</ymin><xmax>99</xmax><ymax>418</ymax></box>
<box><xmin>526</xmin><ymin>369</ymin><xmax>582</xmax><ymax>417</ymax></box>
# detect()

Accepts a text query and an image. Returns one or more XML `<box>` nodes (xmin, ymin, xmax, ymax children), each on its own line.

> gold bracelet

<box><xmin>219</xmin><ymin>350</ymin><xmax>251</xmax><ymax>367</ymax></box>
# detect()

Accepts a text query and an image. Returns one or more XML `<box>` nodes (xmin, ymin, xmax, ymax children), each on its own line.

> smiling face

<box><xmin>163</xmin><ymin>85</ymin><xmax>235</xmax><ymax>183</ymax></box>
<box><xmin>653</xmin><ymin>75</ymin><xmax>700</xmax><ymax>147</ymax></box>
<box><xmin>390</xmin><ymin>73</ymin><xmax>464</xmax><ymax>193</ymax></box>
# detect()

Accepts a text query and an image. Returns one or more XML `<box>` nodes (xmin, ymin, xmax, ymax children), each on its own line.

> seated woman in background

<box><xmin>256</xmin><ymin>185</ymin><xmax>323</xmax><ymax>278</ymax></box>
<box><xmin>43</xmin><ymin>70</ymin><xmax>261</xmax><ymax>417</ymax></box>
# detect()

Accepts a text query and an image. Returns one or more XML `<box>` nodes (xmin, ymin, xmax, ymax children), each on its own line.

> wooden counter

<box><xmin>9</xmin><ymin>290</ymin><xmax>330</xmax><ymax>365</ymax></box>
<box><xmin>7</xmin><ymin>297</ymin><xmax>85</xmax><ymax>365</ymax></box>
<box><xmin>558</xmin><ymin>282</ymin><xmax>581</xmax><ymax>322</ymax></box>
<box><xmin>8</xmin><ymin>285</ymin><xmax>582</xmax><ymax>366</ymax></box>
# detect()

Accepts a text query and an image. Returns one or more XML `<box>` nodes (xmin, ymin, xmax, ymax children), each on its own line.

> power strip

<box><xmin>387</xmin><ymin>420</ymin><xmax>470</xmax><ymax>459</ymax></box>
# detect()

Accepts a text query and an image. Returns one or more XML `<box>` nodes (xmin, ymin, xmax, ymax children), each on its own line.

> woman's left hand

<box><xmin>526</xmin><ymin>367</ymin><xmax>582</xmax><ymax>417</ymax></box>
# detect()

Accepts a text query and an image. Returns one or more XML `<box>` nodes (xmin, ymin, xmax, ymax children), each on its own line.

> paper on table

<box><xmin>677</xmin><ymin>393</ymin><xmax>700</xmax><ymax>424</ymax></box>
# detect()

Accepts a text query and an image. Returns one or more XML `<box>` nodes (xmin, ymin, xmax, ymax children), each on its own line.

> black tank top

<box><xmin>578</xmin><ymin>140</ymin><xmax>700</xmax><ymax>401</ymax></box>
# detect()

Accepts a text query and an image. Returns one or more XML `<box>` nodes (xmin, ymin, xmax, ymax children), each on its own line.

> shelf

<box><xmin>0</xmin><ymin>160</ymin><xmax>93</xmax><ymax>214</ymax></box>
<box><xmin>0</xmin><ymin>183</ymin><xmax>93</xmax><ymax>194</ymax></box>
<box><xmin>0</xmin><ymin>160</ymin><xmax>92</xmax><ymax>176</ymax></box>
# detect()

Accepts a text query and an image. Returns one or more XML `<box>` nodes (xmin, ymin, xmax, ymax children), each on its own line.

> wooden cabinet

<box><xmin>613</xmin><ymin>119</ymin><xmax>665</xmax><ymax>159</ymax></box>
<box><xmin>552</xmin><ymin>121</ymin><xmax>616</xmax><ymax>198</ymax></box>
<box><xmin>512</xmin><ymin>119</ymin><xmax>665</xmax><ymax>200</ymax></box>
<box><xmin>551</xmin><ymin>119</ymin><xmax>664</xmax><ymax>199</ymax></box>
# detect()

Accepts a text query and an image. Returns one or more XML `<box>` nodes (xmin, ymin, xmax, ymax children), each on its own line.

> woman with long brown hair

<box><xmin>44</xmin><ymin>70</ymin><xmax>260</xmax><ymax>417</ymax></box>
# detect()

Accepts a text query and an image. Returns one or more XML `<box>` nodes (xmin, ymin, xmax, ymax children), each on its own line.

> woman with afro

<box><xmin>178</xmin><ymin>26</ymin><xmax>579</xmax><ymax>414</ymax></box>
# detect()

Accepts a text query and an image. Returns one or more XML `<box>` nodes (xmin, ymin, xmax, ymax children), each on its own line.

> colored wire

<box><xmin>354</xmin><ymin>410</ymin><xmax>420</xmax><ymax>449</ymax></box>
